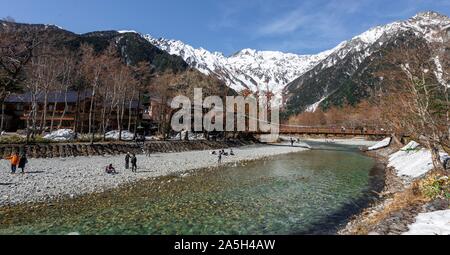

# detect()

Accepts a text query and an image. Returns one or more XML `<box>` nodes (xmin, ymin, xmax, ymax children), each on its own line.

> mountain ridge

<box><xmin>144</xmin><ymin>11</ymin><xmax>449</xmax><ymax>108</ymax></box>
<box><xmin>145</xmin><ymin>35</ymin><xmax>333</xmax><ymax>103</ymax></box>
<box><xmin>283</xmin><ymin>11</ymin><xmax>450</xmax><ymax>115</ymax></box>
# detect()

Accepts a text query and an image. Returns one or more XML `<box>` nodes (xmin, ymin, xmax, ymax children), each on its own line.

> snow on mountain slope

<box><xmin>145</xmin><ymin>35</ymin><xmax>331</xmax><ymax>102</ymax></box>
<box><xmin>146</xmin><ymin>12</ymin><xmax>449</xmax><ymax>107</ymax></box>
<box><xmin>284</xmin><ymin>11</ymin><xmax>450</xmax><ymax>113</ymax></box>
<box><xmin>314</xmin><ymin>12</ymin><xmax>449</xmax><ymax>72</ymax></box>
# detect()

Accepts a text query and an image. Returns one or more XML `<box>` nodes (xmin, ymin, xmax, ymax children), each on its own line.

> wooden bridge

<box><xmin>274</xmin><ymin>126</ymin><xmax>390</xmax><ymax>137</ymax></box>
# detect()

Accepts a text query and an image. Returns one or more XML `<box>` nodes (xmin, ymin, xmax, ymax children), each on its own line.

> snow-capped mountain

<box><xmin>284</xmin><ymin>11</ymin><xmax>450</xmax><ymax>114</ymax></box>
<box><xmin>145</xmin><ymin>35</ymin><xmax>332</xmax><ymax>102</ymax></box>
<box><xmin>307</xmin><ymin>11</ymin><xmax>449</xmax><ymax>72</ymax></box>
<box><xmin>145</xmin><ymin>12</ymin><xmax>448</xmax><ymax>109</ymax></box>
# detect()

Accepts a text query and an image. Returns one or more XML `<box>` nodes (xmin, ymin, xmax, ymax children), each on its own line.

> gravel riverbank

<box><xmin>0</xmin><ymin>143</ymin><xmax>306</xmax><ymax>206</ymax></box>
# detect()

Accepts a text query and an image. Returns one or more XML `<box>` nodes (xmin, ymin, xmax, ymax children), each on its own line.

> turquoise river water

<box><xmin>0</xmin><ymin>142</ymin><xmax>380</xmax><ymax>235</ymax></box>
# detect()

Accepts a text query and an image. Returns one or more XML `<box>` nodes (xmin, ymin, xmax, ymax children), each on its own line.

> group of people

<box><xmin>289</xmin><ymin>138</ymin><xmax>301</xmax><ymax>147</ymax></box>
<box><xmin>5</xmin><ymin>152</ymin><xmax>28</xmax><ymax>174</ymax></box>
<box><xmin>105</xmin><ymin>152</ymin><xmax>138</xmax><ymax>175</ymax></box>
<box><xmin>212</xmin><ymin>149</ymin><xmax>235</xmax><ymax>164</ymax></box>
<box><xmin>125</xmin><ymin>152</ymin><xmax>138</xmax><ymax>172</ymax></box>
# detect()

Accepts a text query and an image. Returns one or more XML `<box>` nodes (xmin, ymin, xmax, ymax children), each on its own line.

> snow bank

<box><xmin>171</xmin><ymin>132</ymin><xmax>206</xmax><ymax>141</ymax></box>
<box><xmin>189</xmin><ymin>133</ymin><xmax>206</xmax><ymax>140</ymax></box>
<box><xmin>403</xmin><ymin>209</ymin><xmax>450</xmax><ymax>235</ymax></box>
<box><xmin>43</xmin><ymin>129</ymin><xmax>75</xmax><ymax>141</ymax></box>
<box><xmin>105</xmin><ymin>130</ymin><xmax>135</xmax><ymax>141</ymax></box>
<box><xmin>368</xmin><ymin>137</ymin><xmax>391</xmax><ymax>151</ymax></box>
<box><xmin>388</xmin><ymin>141</ymin><xmax>448</xmax><ymax>179</ymax></box>
<box><xmin>145</xmin><ymin>136</ymin><xmax>161</xmax><ymax>141</ymax></box>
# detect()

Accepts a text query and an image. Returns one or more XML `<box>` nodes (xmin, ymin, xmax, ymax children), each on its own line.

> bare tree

<box><xmin>149</xmin><ymin>72</ymin><xmax>179</xmax><ymax>139</ymax></box>
<box><xmin>377</xmin><ymin>37</ymin><xmax>449</xmax><ymax>172</ymax></box>
<box><xmin>0</xmin><ymin>33</ymin><xmax>38</xmax><ymax>132</ymax></box>
<box><xmin>130</xmin><ymin>61</ymin><xmax>152</xmax><ymax>137</ymax></box>
<box><xmin>57</xmin><ymin>54</ymin><xmax>77</xmax><ymax>129</ymax></box>
<box><xmin>80</xmin><ymin>43</ymin><xmax>110</xmax><ymax>143</ymax></box>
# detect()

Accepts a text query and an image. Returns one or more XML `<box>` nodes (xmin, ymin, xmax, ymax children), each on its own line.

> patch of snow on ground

<box><xmin>43</xmin><ymin>129</ymin><xmax>75</xmax><ymax>141</ymax></box>
<box><xmin>305</xmin><ymin>96</ymin><xmax>327</xmax><ymax>112</ymax></box>
<box><xmin>388</xmin><ymin>141</ymin><xmax>448</xmax><ymax>179</ymax></box>
<box><xmin>105</xmin><ymin>130</ymin><xmax>135</xmax><ymax>141</ymax></box>
<box><xmin>403</xmin><ymin>209</ymin><xmax>450</xmax><ymax>235</ymax></box>
<box><xmin>368</xmin><ymin>137</ymin><xmax>391</xmax><ymax>151</ymax></box>
<box><xmin>433</xmin><ymin>56</ymin><xmax>449</xmax><ymax>88</ymax></box>
<box><xmin>145</xmin><ymin>136</ymin><xmax>161</xmax><ymax>141</ymax></box>
<box><xmin>171</xmin><ymin>132</ymin><xmax>206</xmax><ymax>141</ymax></box>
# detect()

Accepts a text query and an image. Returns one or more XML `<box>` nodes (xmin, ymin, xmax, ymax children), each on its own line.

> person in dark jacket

<box><xmin>125</xmin><ymin>152</ymin><xmax>130</xmax><ymax>170</ymax></box>
<box><xmin>131</xmin><ymin>154</ymin><xmax>137</xmax><ymax>172</ymax></box>
<box><xmin>18</xmin><ymin>153</ymin><xmax>28</xmax><ymax>174</ymax></box>
<box><xmin>105</xmin><ymin>164</ymin><xmax>117</xmax><ymax>174</ymax></box>
<box><xmin>218</xmin><ymin>153</ymin><xmax>222</xmax><ymax>164</ymax></box>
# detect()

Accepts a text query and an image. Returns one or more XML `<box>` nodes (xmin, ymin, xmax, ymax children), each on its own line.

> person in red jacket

<box><xmin>6</xmin><ymin>152</ymin><xmax>19</xmax><ymax>174</ymax></box>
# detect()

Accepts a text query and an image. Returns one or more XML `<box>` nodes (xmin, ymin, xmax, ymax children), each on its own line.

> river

<box><xmin>0</xmin><ymin>141</ymin><xmax>382</xmax><ymax>234</ymax></box>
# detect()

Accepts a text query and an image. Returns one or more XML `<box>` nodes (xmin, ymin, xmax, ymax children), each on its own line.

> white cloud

<box><xmin>258</xmin><ymin>9</ymin><xmax>307</xmax><ymax>35</ymax></box>
<box><xmin>256</xmin><ymin>0</ymin><xmax>365</xmax><ymax>37</ymax></box>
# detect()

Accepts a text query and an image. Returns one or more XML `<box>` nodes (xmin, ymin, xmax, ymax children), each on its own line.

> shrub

<box><xmin>0</xmin><ymin>135</ymin><xmax>27</xmax><ymax>144</ymax></box>
<box><xmin>0</xmin><ymin>135</ymin><xmax>53</xmax><ymax>144</ymax></box>
<box><xmin>419</xmin><ymin>174</ymin><xmax>450</xmax><ymax>200</ymax></box>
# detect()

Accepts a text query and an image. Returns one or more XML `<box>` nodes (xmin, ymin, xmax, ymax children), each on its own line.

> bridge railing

<box><xmin>277</xmin><ymin>126</ymin><xmax>389</xmax><ymax>136</ymax></box>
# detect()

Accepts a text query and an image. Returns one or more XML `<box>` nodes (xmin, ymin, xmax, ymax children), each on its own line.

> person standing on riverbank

<box><xmin>218</xmin><ymin>152</ymin><xmax>222</xmax><ymax>164</ymax></box>
<box><xmin>125</xmin><ymin>152</ymin><xmax>130</xmax><ymax>170</ymax></box>
<box><xmin>131</xmin><ymin>154</ymin><xmax>137</xmax><ymax>172</ymax></box>
<box><xmin>18</xmin><ymin>153</ymin><xmax>28</xmax><ymax>174</ymax></box>
<box><xmin>6</xmin><ymin>152</ymin><xmax>19</xmax><ymax>174</ymax></box>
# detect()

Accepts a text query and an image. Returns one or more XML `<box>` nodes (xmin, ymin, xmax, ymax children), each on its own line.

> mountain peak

<box><xmin>233</xmin><ymin>48</ymin><xmax>257</xmax><ymax>56</ymax></box>
<box><xmin>412</xmin><ymin>11</ymin><xmax>449</xmax><ymax>20</ymax></box>
<box><xmin>147</xmin><ymin>37</ymin><xmax>332</xmax><ymax>100</ymax></box>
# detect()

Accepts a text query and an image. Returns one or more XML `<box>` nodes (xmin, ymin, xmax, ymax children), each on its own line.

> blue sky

<box><xmin>1</xmin><ymin>0</ymin><xmax>449</xmax><ymax>55</ymax></box>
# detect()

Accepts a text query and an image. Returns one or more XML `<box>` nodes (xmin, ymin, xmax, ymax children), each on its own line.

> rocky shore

<box><xmin>339</xmin><ymin>144</ymin><xmax>449</xmax><ymax>235</ymax></box>
<box><xmin>0</xmin><ymin>143</ymin><xmax>306</xmax><ymax>206</ymax></box>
